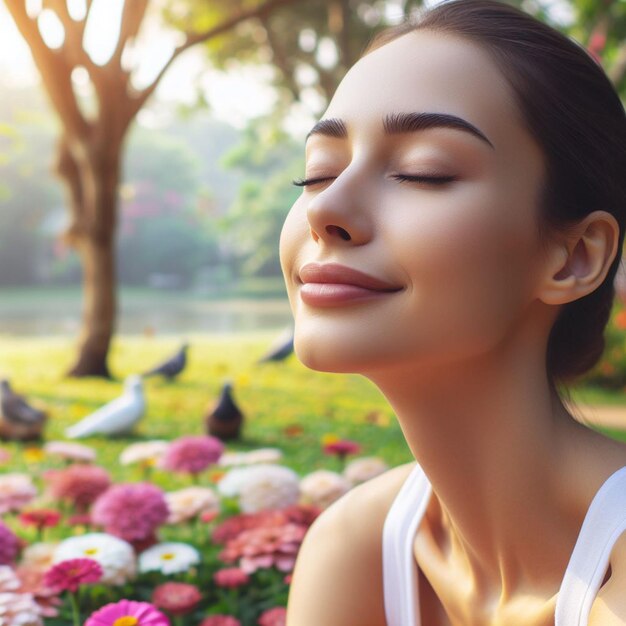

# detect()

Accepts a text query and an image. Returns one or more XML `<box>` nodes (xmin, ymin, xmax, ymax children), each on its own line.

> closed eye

<box><xmin>291</xmin><ymin>174</ymin><xmax>456</xmax><ymax>187</ymax></box>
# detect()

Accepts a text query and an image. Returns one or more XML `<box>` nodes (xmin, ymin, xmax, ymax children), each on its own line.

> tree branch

<box><xmin>109</xmin><ymin>0</ymin><xmax>149</xmax><ymax>70</ymax></box>
<box><xmin>129</xmin><ymin>0</ymin><xmax>304</xmax><ymax>117</ymax></box>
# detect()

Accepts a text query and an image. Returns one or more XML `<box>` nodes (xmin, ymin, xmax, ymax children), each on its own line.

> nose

<box><xmin>305</xmin><ymin>175</ymin><xmax>374</xmax><ymax>247</ymax></box>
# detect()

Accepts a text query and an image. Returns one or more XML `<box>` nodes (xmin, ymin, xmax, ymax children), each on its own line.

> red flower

<box><xmin>199</xmin><ymin>616</ymin><xmax>241</xmax><ymax>626</ymax></box>
<box><xmin>322</xmin><ymin>439</ymin><xmax>361</xmax><ymax>457</ymax></box>
<box><xmin>258</xmin><ymin>606</ymin><xmax>287</xmax><ymax>626</ymax></box>
<box><xmin>43</xmin><ymin>558</ymin><xmax>103</xmax><ymax>593</ymax></box>
<box><xmin>152</xmin><ymin>581</ymin><xmax>202</xmax><ymax>616</ymax></box>
<box><xmin>213</xmin><ymin>567</ymin><xmax>250</xmax><ymax>588</ymax></box>
<box><xmin>19</xmin><ymin>509</ymin><xmax>61</xmax><ymax>529</ymax></box>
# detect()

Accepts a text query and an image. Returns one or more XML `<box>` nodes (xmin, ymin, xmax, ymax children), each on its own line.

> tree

<box><xmin>3</xmin><ymin>0</ymin><xmax>303</xmax><ymax>378</ymax></box>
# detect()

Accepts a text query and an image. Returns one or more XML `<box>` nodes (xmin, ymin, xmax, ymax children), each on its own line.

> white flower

<box><xmin>237</xmin><ymin>464</ymin><xmax>301</xmax><ymax>513</ymax></box>
<box><xmin>0</xmin><ymin>474</ymin><xmax>37</xmax><ymax>514</ymax></box>
<box><xmin>44</xmin><ymin>441</ymin><xmax>96</xmax><ymax>463</ymax></box>
<box><xmin>299</xmin><ymin>470</ymin><xmax>352</xmax><ymax>509</ymax></box>
<box><xmin>119</xmin><ymin>441</ymin><xmax>169</xmax><ymax>466</ymax></box>
<box><xmin>218</xmin><ymin>448</ymin><xmax>284</xmax><ymax>467</ymax></box>
<box><xmin>216</xmin><ymin>466</ymin><xmax>257</xmax><ymax>498</ymax></box>
<box><xmin>53</xmin><ymin>533</ymin><xmax>136</xmax><ymax>585</ymax></box>
<box><xmin>165</xmin><ymin>487</ymin><xmax>220</xmax><ymax>524</ymax></box>
<box><xmin>343</xmin><ymin>456</ymin><xmax>389</xmax><ymax>486</ymax></box>
<box><xmin>138</xmin><ymin>542</ymin><xmax>200</xmax><ymax>575</ymax></box>
<box><xmin>0</xmin><ymin>566</ymin><xmax>43</xmax><ymax>626</ymax></box>
<box><xmin>19</xmin><ymin>542</ymin><xmax>58</xmax><ymax>574</ymax></box>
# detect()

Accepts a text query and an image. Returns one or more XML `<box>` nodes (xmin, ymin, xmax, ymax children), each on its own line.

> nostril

<box><xmin>326</xmin><ymin>225</ymin><xmax>351</xmax><ymax>241</ymax></box>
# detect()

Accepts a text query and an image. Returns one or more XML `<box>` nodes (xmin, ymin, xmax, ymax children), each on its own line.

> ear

<box><xmin>538</xmin><ymin>210</ymin><xmax>620</xmax><ymax>306</ymax></box>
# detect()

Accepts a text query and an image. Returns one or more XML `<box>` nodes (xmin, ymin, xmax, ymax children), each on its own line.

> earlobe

<box><xmin>538</xmin><ymin>211</ymin><xmax>620</xmax><ymax>306</ymax></box>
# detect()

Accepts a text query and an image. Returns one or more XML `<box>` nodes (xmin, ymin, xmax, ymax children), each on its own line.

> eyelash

<box><xmin>291</xmin><ymin>174</ymin><xmax>456</xmax><ymax>187</ymax></box>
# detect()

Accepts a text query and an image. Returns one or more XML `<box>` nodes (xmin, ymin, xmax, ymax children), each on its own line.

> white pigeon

<box><xmin>65</xmin><ymin>375</ymin><xmax>145</xmax><ymax>439</ymax></box>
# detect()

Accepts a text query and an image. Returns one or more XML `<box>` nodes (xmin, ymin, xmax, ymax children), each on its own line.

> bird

<box><xmin>257</xmin><ymin>329</ymin><xmax>294</xmax><ymax>363</ymax></box>
<box><xmin>142</xmin><ymin>342</ymin><xmax>188</xmax><ymax>380</ymax></box>
<box><xmin>65</xmin><ymin>375</ymin><xmax>145</xmax><ymax>439</ymax></box>
<box><xmin>0</xmin><ymin>379</ymin><xmax>47</xmax><ymax>441</ymax></box>
<box><xmin>205</xmin><ymin>381</ymin><xmax>244</xmax><ymax>441</ymax></box>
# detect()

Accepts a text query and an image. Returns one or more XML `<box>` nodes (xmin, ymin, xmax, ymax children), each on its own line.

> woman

<box><xmin>280</xmin><ymin>0</ymin><xmax>626</xmax><ymax>625</ymax></box>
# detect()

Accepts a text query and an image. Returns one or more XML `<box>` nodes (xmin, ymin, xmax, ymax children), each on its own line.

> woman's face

<box><xmin>279</xmin><ymin>30</ymin><xmax>549</xmax><ymax>378</ymax></box>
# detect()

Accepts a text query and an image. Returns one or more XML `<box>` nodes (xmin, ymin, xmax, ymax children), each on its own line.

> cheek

<box><xmin>279</xmin><ymin>198</ymin><xmax>308</xmax><ymax>302</ymax></box>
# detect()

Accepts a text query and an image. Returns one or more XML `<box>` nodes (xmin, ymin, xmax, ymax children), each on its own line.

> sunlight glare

<box><xmin>25</xmin><ymin>0</ymin><xmax>41</xmax><ymax>19</ymax></box>
<box><xmin>38</xmin><ymin>9</ymin><xmax>65</xmax><ymax>49</ymax></box>
<box><xmin>83</xmin><ymin>0</ymin><xmax>124</xmax><ymax>65</ymax></box>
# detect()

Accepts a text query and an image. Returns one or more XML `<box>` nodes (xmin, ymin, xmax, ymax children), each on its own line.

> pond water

<box><xmin>0</xmin><ymin>295</ymin><xmax>294</xmax><ymax>335</ymax></box>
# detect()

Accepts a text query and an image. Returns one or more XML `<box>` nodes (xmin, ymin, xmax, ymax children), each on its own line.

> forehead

<box><xmin>322</xmin><ymin>30</ymin><xmax>526</xmax><ymax>152</ymax></box>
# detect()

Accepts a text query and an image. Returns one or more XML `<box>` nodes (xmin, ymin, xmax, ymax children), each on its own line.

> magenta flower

<box><xmin>213</xmin><ymin>567</ymin><xmax>250</xmax><ymax>588</ymax></box>
<box><xmin>45</xmin><ymin>465</ymin><xmax>111</xmax><ymax>511</ymax></box>
<box><xmin>152</xmin><ymin>582</ymin><xmax>202</xmax><ymax>616</ymax></box>
<box><xmin>0</xmin><ymin>520</ymin><xmax>19</xmax><ymax>565</ymax></box>
<box><xmin>43</xmin><ymin>558</ymin><xmax>103</xmax><ymax>593</ymax></box>
<box><xmin>322</xmin><ymin>439</ymin><xmax>362</xmax><ymax>458</ymax></box>
<box><xmin>91</xmin><ymin>483</ymin><xmax>169</xmax><ymax>543</ymax></box>
<box><xmin>85</xmin><ymin>600</ymin><xmax>170</xmax><ymax>626</ymax></box>
<box><xmin>160</xmin><ymin>436</ymin><xmax>224</xmax><ymax>476</ymax></box>
<box><xmin>258</xmin><ymin>607</ymin><xmax>287</xmax><ymax>626</ymax></box>
<box><xmin>200</xmin><ymin>617</ymin><xmax>241</xmax><ymax>626</ymax></box>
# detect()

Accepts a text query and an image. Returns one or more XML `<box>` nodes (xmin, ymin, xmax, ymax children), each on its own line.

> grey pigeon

<box><xmin>65</xmin><ymin>375</ymin><xmax>145</xmax><ymax>439</ymax></box>
<box><xmin>205</xmin><ymin>381</ymin><xmax>244</xmax><ymax>441</ymax></box>
<box><xmin>258</xmin><ymin>329</ymin><xmax>294</xmax><ymax>363</ymax></box>
<box><xmin>0</xmin><ymin>379</ymin><xmax>47</xmax><ymax>441</ymax></box>
<box><xmin>143</xmin><ymin>342</ymin><xmax>188</xmax><ymax>380</ymax></box>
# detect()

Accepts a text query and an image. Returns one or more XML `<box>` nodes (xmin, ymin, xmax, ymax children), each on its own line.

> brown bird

<box><xmin>0</xmin><ymin>379</ymin><xmax>47</xmax><ymax>441</ymax></box>
<box><xmin>205</xmin><ymin>381</ymin><xmax>244</xmax><ymax>442</ymax></box>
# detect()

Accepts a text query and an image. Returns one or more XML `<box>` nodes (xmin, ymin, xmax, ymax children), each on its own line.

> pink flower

<box><xmin>19</xmin><ymin>509</ymin><xmax>61</xmax><ymax>530</ymax></box>
<box><xmin>85</xmin><ymin>600</ymin><xmax>170</xmax><ymax>626</ymax></box>
<box><xmin>0</xmin><ymin>520</ymin><xmax>19</xmax><ymax>564</ymax></box>
<box><xmin>44</xmin><ymin>441</ymin><xmax>96</xmax><ymax>463</ymax></box>
<box><xmin>322</xmin><ymin>439</ymin><xmax>362</xmax><ymax>458</ymax></box>
<box><xmin>91</xmin><ymin>483</ymin><xmax>169</xmax><ymax>543</ymax></box>
<box><xmin>45</xmin><ymin>465</ymin><xmax>111</xmax><ymax>511</ymax></box>
<box><xmin>213</xmin><ymin>567</ymin><xmax>250</xmax><ymax>588</ymax></box>
<box><xmin>152</xmin><ymin>582</ymin><xmax>202</xmax><ymax>616</ymax></box>
<box><xmin>0</xmin><ymin>473</ymin><xmax>37</xmax><ymax>514</ymax></box>
<box><xmin>43</xmin><ymin>558</ymin><xmax>102</xmax><ymax>593</ymax></box>
<box><xmin>218</xmin><ymin>523</ymin><xmax>307</xmax><ymax>574</ymax></box>
<box><xmin>258</xmin><ymin>607</ymin><xmax>287</xmax><ymax>626</ymax></box>
<box><xmin>160</xmin><ymin>436</ymin><xmax>224</xmax><ymax>475</ymax></box>
<box><xmin>199</xmin><ymin>617</ymin><xmax>241</xmax><ymax>626</ymax></box>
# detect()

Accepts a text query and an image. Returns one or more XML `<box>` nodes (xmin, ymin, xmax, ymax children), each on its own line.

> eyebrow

<box><xmin>305</xmin><ymin>111</ymin><xmax>494</xmax><ymax>149</ymax></box>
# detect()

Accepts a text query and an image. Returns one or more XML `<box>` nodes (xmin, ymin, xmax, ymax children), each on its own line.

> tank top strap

<box><xmin>382</xmin><ymin>462</ymin><xmax>433</xmax><ymax>626</ymax></box>
<box><xmin>555</xmin><ymin>465</ymin><xmax>626</xmax><ymax>626</ymax></box>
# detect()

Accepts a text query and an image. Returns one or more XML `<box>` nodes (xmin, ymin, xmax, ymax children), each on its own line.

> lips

<box><xmin>299</xmin><ymin>263</ymin><xmax>402</xmax><ymax>291</ymax></box>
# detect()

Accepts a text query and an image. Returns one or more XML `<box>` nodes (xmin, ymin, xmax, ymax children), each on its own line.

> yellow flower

<box><xmin>321</xmin><ymin>433</ymin><xmax>340</xmax><ymax>445</ymax></box>
<box><xmin>24</xmin><ymin>448</ymin><xmax>45</xmax><ymax>463</ymax></box>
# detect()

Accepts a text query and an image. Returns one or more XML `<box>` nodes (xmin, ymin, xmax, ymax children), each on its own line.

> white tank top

<box><xmin>382</xmin><ymin>462</ymin><xmax>626</xmax><ymax>626</ymax></box>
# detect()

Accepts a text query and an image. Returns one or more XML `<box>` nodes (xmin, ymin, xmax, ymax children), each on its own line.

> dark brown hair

<box><xmin>363</xmin><ymin>0</ymin><xmax>626</xmax><ymax>398</ymax></box>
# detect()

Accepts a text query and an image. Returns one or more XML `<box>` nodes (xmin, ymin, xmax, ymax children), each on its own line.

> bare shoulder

<box><xmin>286</xmin><ymin>460</ymin><xmax>417</xmax><ymax>626</ymax></box>
<box><xmin>588</xmin><ymin>530</ymin><xmax>626</xmax><ymax>625</ymax></box>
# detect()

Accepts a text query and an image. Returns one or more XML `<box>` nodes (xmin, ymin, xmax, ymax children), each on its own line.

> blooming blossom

<box><xmin>138</xmin><ymin>542</ymin><xmax>200</xmax><ymax>575</ymax></box>
<box><xmin>45</xmin><ymin>465</ymin><xmax>111</xmax><ymax>510</ymax></box>
<box><xmin>53</xmin><ymin>533</ymin><xmax>136</xmax><ymax>585</ymax></box>
<box><xmin>322</xmin><ymin>438</ymin><xmax>362</xmax><ymax>458</ymax></box>
<box><xmin>0</xmin><ymin>520</ymin><xmax>20</xmax><ymax>565</ymax></box>
<box><xmin>91</xmin><ymin>483</ymin><xmax>169</xmax><ymax>542</ymax></box>
<box><xmin>238</xmin><ymin>465</ymin><xmax>301</xmax><ymax>513</ymax></box>
<box><xmin>19</xmin><ymin>509</ymin><xmax>62</xmax><ymax>530</ymax></box>
<box><xmin>119</xmin><ymin>440</ymin><xmax>169</xmax><ymax>466</ymax></box>
<box><xmin>343</xmin><ymin>456</ymin><xmax>389</xmax><ymax>485</ymax></box>
<box><xmin>0</xmin><ymin>473</ymin><xmax>37</xmax><ymax>514</ymax></box>
<box><xmin>165</xmin><ymin>486</ymin><xmax>220</xmax><ymax>524</ymax></box>
<box><xmin>19</xmin><ymin>542</ymin><xmax>58</xmax><ymax>575</ymax></box>
<box><xmin>258</xmin><ymin>607</ymin><xmax>287</xmax><ymax>626</ymax></box>
<box><xmin>43</xmin><ymin>558</ymin><xmax>102</xmax><ymax>593</ymax></box>
<box><xmin>159</xmin><ymin>436</ymin><xmax>224</xmax><ymax>475</ymax></box>
<box><xmin>85</xmin><ymin>600</ymin><xmax>170</xmax><ymax>626</ymax></box>
<box><xmin>0</xmin><ymin>565</ymin><xmax>43</xmax><ymax>626</ymax></box>
<box><xmin>152</xmin><ymin>582</ymin><xmax>202</xmax><ymax>615</ymax></box>
<box><xmin>218</xmin><ymin>448</ymin><xmax>284</xmax><ymax>467</ymax></box>
<box><xmin>213</xmin><ymin>567</ymin><xmax>250</xmax><ymax>588</ymax></box>
<box><xmin>299</xmin><ymin>469</ymin><xmax>352</xmax><ymax>509</ymax></box>
<box><xmin>44</xmin><ymin>441</ymin><xmax>96</xmax><ymax>463</ymax></box>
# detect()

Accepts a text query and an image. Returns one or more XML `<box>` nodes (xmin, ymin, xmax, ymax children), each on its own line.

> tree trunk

<box><xmin>57</xmin><ymin>136</ymin><xmax>120</xmax><ymax>379</ymax></box>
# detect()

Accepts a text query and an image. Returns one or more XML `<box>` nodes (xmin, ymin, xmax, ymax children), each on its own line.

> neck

<box><xmin>365</xmin><ymin>316</ymin><xmax>602</xmax><ymax>604</ymax></box>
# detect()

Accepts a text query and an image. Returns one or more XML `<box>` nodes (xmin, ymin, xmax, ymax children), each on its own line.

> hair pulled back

<box><xmin>363</xmin><ymin>0</ymin><xmax>626</xmax><ymax>394</ymax></box>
